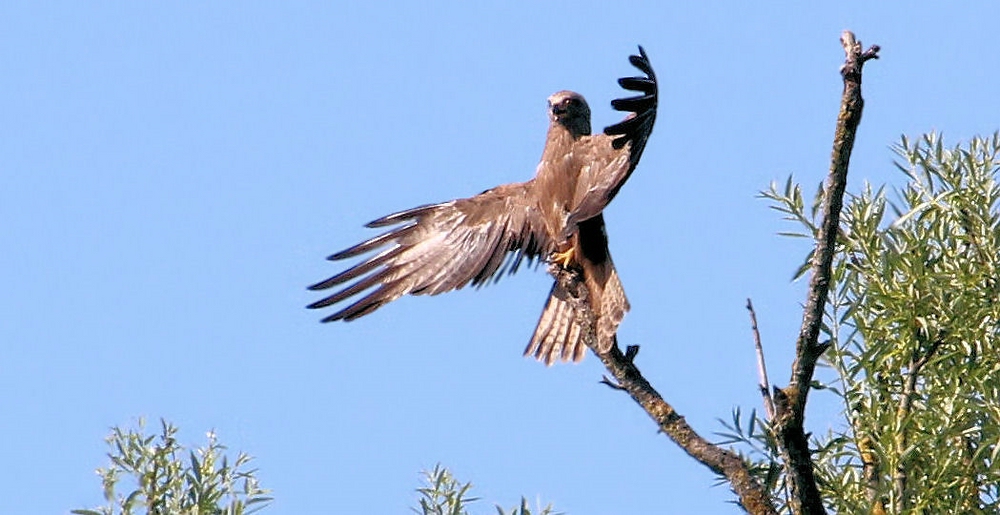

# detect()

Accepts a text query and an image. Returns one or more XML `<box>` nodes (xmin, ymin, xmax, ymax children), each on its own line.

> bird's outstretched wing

<box><xmin>604</xmin><ymin>45</ymin><xmax>658</xmax><ymax>163</ymax></box>
<box><xmin>308</xmin><ymin>182</ymin><xmax>550</xmax><ymax>322</ymax></box>
<box><xmin>567</xmin><ymin>45</ymin><xmax>657</xmax><ymax>227</ymax></box>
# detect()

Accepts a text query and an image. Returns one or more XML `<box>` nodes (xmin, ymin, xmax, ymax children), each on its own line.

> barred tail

<box><xmin>595</xmin><ymin>266</ymin><xmax>628</xmax><ymax>353</ymax></box>
<box><xmin>524</xmin><ymin>282</ymin><xmax>589</xmax><ymax>365</ymax></box>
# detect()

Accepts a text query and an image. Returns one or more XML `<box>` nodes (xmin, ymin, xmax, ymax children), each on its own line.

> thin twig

<box><xmin>549</xmin><ymin>267</ymin><xmax>777</xmax><ymax>515</ymax></box>
<box><xmin>857</xmin><ymin>435</ymin><xmax>885</xmax><ymax>514</ymax></box>
<box><xmin>599</xmin><ymin>375</ymin><xmax>627</xmax><ymax>391</ymax></box>
<box><xmin>893</xmin><ymin>337</ymin><xmax>944</xmax><ymax>512</ymax></box>
<box><xmin>747</xmin><ymin>298</ymin><xmax>775</xmax><ymax>421</ymax></box>
<box><xmin>773</xmin><ymin>31</ymin><xmax>879</xmax><ymax>515</ymax></box>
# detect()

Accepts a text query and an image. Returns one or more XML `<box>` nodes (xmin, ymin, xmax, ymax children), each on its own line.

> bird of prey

<box><xmin>308</xmin><ymin>46</ymin><xmax>657</xmax><ymax>365</ymax></box>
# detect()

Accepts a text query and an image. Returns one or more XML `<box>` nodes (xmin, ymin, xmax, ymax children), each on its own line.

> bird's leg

<box><xmin>550</xmin><ymin>246</ymin><xmax>576</xmax><ymax>268</ymax></box>
<box><xmin>549</xmin><ymin>230</ymin><xmax>578</xmax><ymax>268</ymax></box>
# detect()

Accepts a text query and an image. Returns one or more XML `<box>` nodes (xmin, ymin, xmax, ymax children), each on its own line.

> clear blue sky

<box><xmin>3</xmin><ymin>2</ymin><xmax>998</xmax><ymax>514</ymax></box>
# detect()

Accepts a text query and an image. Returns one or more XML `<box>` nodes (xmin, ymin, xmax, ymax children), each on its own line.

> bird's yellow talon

<box><xmin>551</xmin><ymin>247</ymin><xmax>575</xmax><ymax>268</ymax></box>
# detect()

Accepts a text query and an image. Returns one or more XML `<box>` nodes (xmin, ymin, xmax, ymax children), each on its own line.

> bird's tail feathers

<box><xmin>524</xmin><ymin>264</ymin><xmax>629</xmax><ymax>365</ymax></box>
<box><xmin>595</xmin><ymin>266</ymin><xmax>628</xmax><ymax>352</ymax></box>
<box><xmin>524</xmin><ymin>282</ymin><xmax>589</xmax><ymax>365</ymax></box>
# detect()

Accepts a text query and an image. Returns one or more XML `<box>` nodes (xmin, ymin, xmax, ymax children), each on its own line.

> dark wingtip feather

<box><xmin>307</xmin><ymin>280</ymin><xmax>332</xmax><ymax>292</ymax></box>
<box><xmin>608</xmin><ymin>111</ymin><xmax>649</xmax><ymax>131</ymax></box>
<box><xmin>316</xmin><ymin>300</ymin><xmax>370</xmax><ymax>322</ymax></box>
<box><xmin>618</xmin><ymin>76</ymin><xmax>655</xmax><ymax>94</ymax></box>
<box><xmin>319</xmin><ymin>312</ymin><xmax>344</xmax><ymax>323</ymax></box>
<box><xmin>365</xmin><ymin>203</ymin><xmax>444</xmax><ymax>228</ymax></box>
<box><xmin>603</xmin><ymin>45</ymin><xmax>657</xmax><ymax>145</ymax></box>
<box><xmin>629</xmin><ymin>46</ymin><xmax>654</xmax><ymax>77</ymax></box>
<box><xmin>322</xmin><ymin>290</ymin><xmax>389</xmax><ymax>322</ymax></box>
<box><xmin>611</xmin><ymin>95</ymin><xmax>654</xmax><ymax>113</ymax></box>
<box><xmin>307</xmin><ymin>297</ymin><xmax>334</xmax><ymax>309</ymax></box>
<box><xmin>327</xmin><ymin>223</ymin><xmax>418</xmax><ymax>261</ymax></box>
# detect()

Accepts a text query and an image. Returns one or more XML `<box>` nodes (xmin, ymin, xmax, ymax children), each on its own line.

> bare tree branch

<box><xmin>548</xmin><ymin>266</ymin><xmax>778</xmax><ymax>515</ymax></box>
<box><xmin>747</xmin><ymin>298</ymin><xmax>775</xmax><ymax>421</ymax></box>
<box><xmin>547</xmin><ymin>30</ymin><xmax>878</xmax><ymax>515</ymax></box>
<box><xmin>772</xmin><ymin>31</ymin><xmax>880</xmax><ymax>515</ymax></box>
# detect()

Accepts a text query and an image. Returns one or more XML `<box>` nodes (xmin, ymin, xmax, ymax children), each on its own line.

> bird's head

<box><xmin>548</xmin><ymin>91</ymin><xmax>591</xmax><ymax>136</ymax></box>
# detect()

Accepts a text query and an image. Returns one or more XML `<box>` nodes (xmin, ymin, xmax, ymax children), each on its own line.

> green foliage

<box><xmin>414</xmin><ymin>464</ymin><xmax>480</xmax><ymax>515</ymax></box>
<box><xmin>714</xmin><ymin>407</ymin><xmax>785</xmax><ymax>502</ymax></box>
<box><xmin>756</xmin><ymin>132</ymin><xmax>1000</xmax><ymax>513</ymax></box>
<box><xmin>413</xmin><ymin>465</ymin><xmax>560</xmax><ymax>515</ymax></box>
<box><xmin>73</xmin><ymin>419</ymin><xmax>272</xmax><ymax>515</ymax></box>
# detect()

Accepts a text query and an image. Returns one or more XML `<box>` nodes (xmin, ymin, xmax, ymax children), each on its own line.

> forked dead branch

<box><xmin>562</xmin><ymin>31</ymin><xmax>879</xmax><ymax>515</ymax></box>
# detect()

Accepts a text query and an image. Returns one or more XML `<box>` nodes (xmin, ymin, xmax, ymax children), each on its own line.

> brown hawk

<box><xmin>308</xmin><ymin>46</ymin><xmax>657</xmax><ymax>365</ymax></box>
